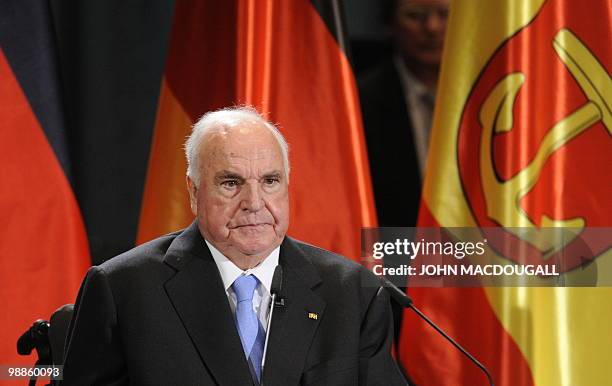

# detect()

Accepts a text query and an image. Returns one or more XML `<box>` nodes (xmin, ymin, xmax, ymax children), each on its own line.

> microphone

<box><xmin>381</xmin><ymin>278</ymin><xmax>495</xmax><ymax>386</ymax></box>
<box><xmin>261</xmin><ymin>265</ymin><xmax>283</xmax><ymax>384</ymax></box>
<box><xmin>270</xmin><ymin>264</ymin><xmax>284</xmax><ymax>307</ymax></box>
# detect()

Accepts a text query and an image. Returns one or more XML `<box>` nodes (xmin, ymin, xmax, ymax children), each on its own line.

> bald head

<box><xmin>185</xmin><ymin>106</ymin><xmax>290</xmax><ymax>186</ymax></box>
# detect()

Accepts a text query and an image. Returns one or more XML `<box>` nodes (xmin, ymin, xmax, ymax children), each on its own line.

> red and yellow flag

<box><xmin>138</xmin><ymin>0</ymin><xmax>376</xmax><ymax>260</ymax></box>
<box><xmin>400</xmin><ymin>0</ymin><xmax>611</xmax><ymax>385</ymax></box>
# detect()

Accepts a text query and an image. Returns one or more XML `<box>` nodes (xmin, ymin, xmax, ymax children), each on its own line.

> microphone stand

<box><xmin>382</xmin><ymin>279</ymin><xmax>495</xmax><ymax>386</ymax></box>
<box><xmin>260</xmin><ymin>265</ymin><xmax>283</xmax><ymax>386</ymax></box>
<box><xmin>260</xmin><ymin>292</ymin><xmax>277</xmax><ymax>380</ymax></box>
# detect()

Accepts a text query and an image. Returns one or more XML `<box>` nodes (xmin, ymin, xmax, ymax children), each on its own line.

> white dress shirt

<box><xmin>394</xmin><ymin>55</ymin><xmax>436</xmax><ymax>181</ymax></box>
<box><xmin>205</xmin><ymin>240</ymin><xmax>280</xmax><ymax>331</ymax></box>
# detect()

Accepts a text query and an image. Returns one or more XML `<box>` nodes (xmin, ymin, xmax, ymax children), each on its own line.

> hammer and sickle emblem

<box><xmin>479</xmin><ymin>29</ymin><xmax>611</xmax><ymax>254</ymax></box>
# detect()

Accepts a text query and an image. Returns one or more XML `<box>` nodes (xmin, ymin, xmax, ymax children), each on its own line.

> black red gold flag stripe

<box><xmin>0</xmin><ymin>0</ymin><xmax>90</xmax><ymax>368</ymax></box>
<box><xmin>138</xmin><ymin>0</ymin><xmax>377</xmax><ymax>261</ymax></box>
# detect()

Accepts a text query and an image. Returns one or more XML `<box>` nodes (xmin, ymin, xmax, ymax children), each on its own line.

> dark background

<box><xmin>47</xmin><ymin>0</ymin><xmax>391</xmax><ymax>265</ymax></box>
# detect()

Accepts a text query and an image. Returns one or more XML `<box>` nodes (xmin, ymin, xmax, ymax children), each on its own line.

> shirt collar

<box><xmin>205</xmin><ymin>240</ymin><xmax>280</xmax><ymax>295</ymax></box>
<box><xmin>393</xmin><ymin>54</ymin><xmax>435</xmax><ymax>99</ymax></box>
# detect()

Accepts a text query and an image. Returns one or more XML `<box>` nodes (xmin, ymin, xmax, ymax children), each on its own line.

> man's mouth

<box><xmin>231</xmin><ymin>223</ymin><xmax>269</xmax><ymax>229</ymax></box>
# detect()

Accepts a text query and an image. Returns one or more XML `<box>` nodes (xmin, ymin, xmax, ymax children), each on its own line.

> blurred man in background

<box><xmin>358</xmin><ymin>1</ymin><xmax>449</xmax><ymax>356</ymax></box>
<box><xmin>359</xmin><ymin>0</ymin><xmax>449</xmax><ymax>227</ymax></box>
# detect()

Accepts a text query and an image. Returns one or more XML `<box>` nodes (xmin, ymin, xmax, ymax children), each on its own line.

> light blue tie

<box><xmin>232</xmin><ymin>274</ymin><xmax>265</xmax><ymax>382</ymax></box>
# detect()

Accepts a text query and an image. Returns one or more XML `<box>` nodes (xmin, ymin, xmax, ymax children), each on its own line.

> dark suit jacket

<box><xmin>358</xmin><ymin>56</ymin><xmax>422</xmax><ymax>227</ymax></box>
<box><xmin>62</xmin><ymin>222</ymin><xmax>406</xmax><ymax>385</ymax></box>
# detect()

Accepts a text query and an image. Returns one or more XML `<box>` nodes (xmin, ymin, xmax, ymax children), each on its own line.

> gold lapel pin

<box><xmin>307</xmin><ymin>312</ymin><xmax>318</xmax><ymax>320</ymax></box>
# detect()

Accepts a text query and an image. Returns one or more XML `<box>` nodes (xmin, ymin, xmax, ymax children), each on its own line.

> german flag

<box><xmin>400</xmin><ymin>0</ymin><xmax>611</xmax><ymax>385</ymax></box>
<box><xmin>0</xmin><ymin>0</ymin><xmax>90</xmax><ymax>368</ymax></box>
<box><xmin>138</xmin><ymin>0</ymin><xmax>376</xmax><ymax>260</ymax></box>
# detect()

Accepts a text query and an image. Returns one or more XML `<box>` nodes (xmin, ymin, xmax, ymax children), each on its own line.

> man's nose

<box><xmin>424</xmin><ymin>11</ymin><xmax>446</xmax><ymax>34</ymax></box>
<box><xmin>240</xmin><ymin>182</ymin><xmax>264</xmax><ymax>212</ymax></box>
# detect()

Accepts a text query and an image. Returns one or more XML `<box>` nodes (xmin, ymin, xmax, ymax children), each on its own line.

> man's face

<box><xmin>187</xmin><ymin>123</ymin><xmax>289</xmax><ymax>263</ymax></box>
<box><xmin>393</xmin><ymin>0</ymin><xmax>449</xmax><ymax>67</ymax></box>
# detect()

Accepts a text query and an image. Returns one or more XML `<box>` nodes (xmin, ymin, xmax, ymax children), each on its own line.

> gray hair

<box><xmin>185</xmin><ymin>106</ymin><xmax>290</xmax><ymax>185</ymax></box>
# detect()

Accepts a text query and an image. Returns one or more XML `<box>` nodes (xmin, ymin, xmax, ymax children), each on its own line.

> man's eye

<box><xmin>263</xmin><ymin>177</ymin><xmax>279</xmax><ymax>185</ymax></box>
<box><xmin>221</xmin><ymin>180</ymin><xmax>239</xmax><ymax>188</ymax></box>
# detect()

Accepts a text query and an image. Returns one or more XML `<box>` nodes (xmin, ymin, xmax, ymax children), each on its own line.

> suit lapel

<box><xmin>263</xmin><ymin>238</ymin><xmax>326</xmax><ymax>385</ymax></box>
<box><xmin>163</xmin><ymin>222</ymin><xmax>254</xmax><ymax>386</ymax></box>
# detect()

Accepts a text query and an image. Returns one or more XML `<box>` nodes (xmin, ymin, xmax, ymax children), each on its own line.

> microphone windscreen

<box><xmin>382</xmin><ymin>278</ymin><xmax>413</xmax><ymax>308</ymax></box>
<box><xmin>271</xmin><ymin>265</ymin><xmax>283</xmax><ymax>296</ymax></box>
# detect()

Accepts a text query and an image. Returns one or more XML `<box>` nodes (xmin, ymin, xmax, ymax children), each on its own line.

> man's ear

<box><xmin>186</xmin><ymin>175</ymin><xmax>198</xmax><ymax>215</ymax></box>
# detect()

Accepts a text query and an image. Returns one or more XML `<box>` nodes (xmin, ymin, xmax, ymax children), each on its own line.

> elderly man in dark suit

<box><xmin>62</xmin><ymin>106</ymin><xmax>406</xmax><ymax>385</ymax></box>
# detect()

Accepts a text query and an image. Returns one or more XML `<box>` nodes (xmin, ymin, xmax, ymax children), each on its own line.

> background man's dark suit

<box><xmin>358</xmin><ymin>56</ymin><xmax>422</xmax><ymax>228</ymax></box>
<box><xmin>358</xmin><ymin>57</ymin><xmax>422</xmax><ymax>354</ymax></box>
<box><xmin>62</xmin><ymin>222</ymin><xmax>406</xmax><ymax>385</ymax></box>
